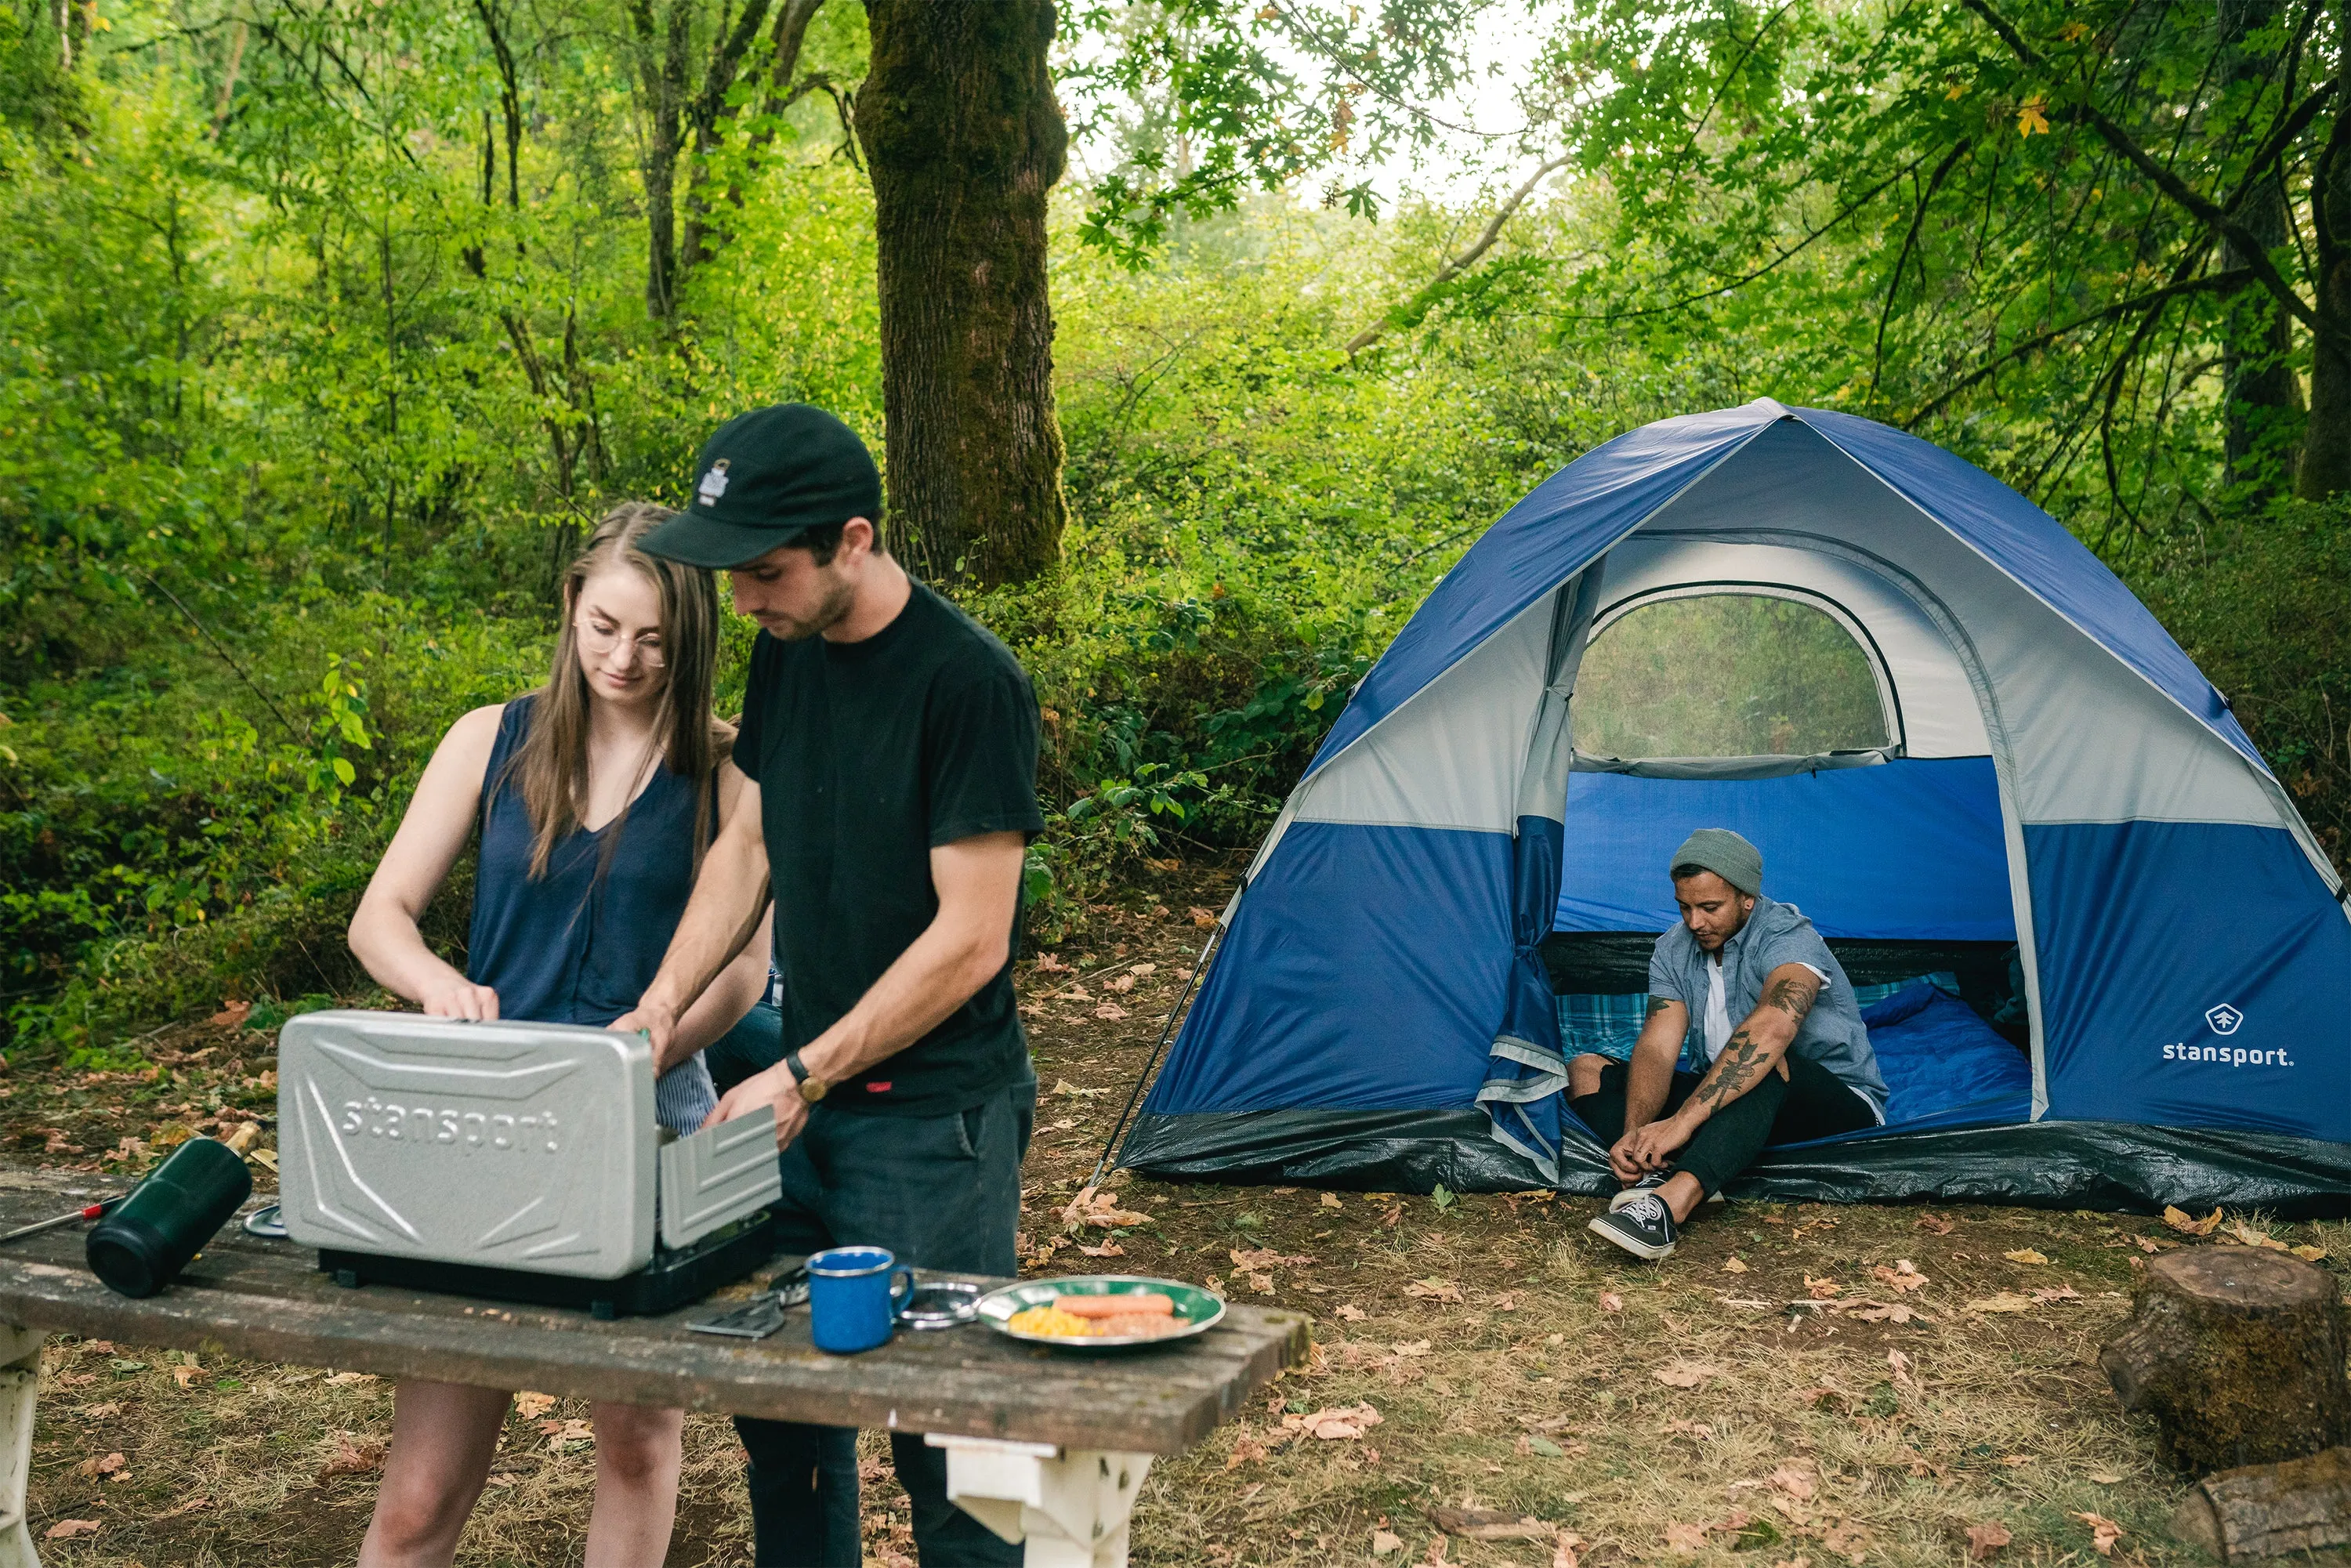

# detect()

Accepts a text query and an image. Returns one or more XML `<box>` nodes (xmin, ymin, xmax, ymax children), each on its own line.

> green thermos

<box><xmin>87</xmin><ymin>1137</ymin><xmax>252</xmax><ymax>1298</ymax></box>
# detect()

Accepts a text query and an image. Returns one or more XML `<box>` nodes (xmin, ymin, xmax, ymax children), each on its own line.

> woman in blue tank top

<box><xmin>346</xmin><ymin>502</ymin><xmax>773</xmax><ymax>1568</ymax></box>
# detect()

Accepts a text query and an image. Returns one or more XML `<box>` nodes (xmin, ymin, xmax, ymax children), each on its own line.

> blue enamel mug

<box><xmin>807</xmin><ymin>1246</ymin><xmax>915</xmax><ymax>1354</ymax></box>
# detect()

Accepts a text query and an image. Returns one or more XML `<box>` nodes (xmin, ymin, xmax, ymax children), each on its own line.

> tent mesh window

<box><xmin>1574</xmin><ymin>591</ymin><xmax>1891</xmax><ymax>759</ymax></box>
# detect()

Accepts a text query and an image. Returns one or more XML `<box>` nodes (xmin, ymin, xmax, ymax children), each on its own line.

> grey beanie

<box><xmin>1669</xmin><ymin>828</ymin><xmax>1762</xmax><ymax>896</ymax></box>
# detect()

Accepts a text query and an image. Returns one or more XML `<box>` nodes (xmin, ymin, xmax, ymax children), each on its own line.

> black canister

<box><xmin>87</xmin><ymin>1136</ymin><xmax>252</xmax><ymax>1298</ymax></box>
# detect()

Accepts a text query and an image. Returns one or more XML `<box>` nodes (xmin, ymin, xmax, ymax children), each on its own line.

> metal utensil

<box><xmin>897</xmin><ymin>1281</ymin><xmax>982</xmax><ymax>1330</ymax></box>
<box><xmin>687</xmin><ymin>1264</ymin><xmax>809</xmax><ymax>1341</ymax></box>
<box><xmin>0</xmin><ymin>1195</ymin><xmax>121</xmax><ymax>1245</ymax></box>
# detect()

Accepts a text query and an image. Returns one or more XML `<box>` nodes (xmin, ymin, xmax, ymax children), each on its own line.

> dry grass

<box><xmin>14</xmin><ymin>864</ymin><xmax>2335</xmax><ymax>1565</ymax></box>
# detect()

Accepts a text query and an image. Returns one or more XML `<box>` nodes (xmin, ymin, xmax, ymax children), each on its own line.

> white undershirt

<box><xmin>1701</xmin><ymin>954</ymin><xmax>1831</xmax><ymax>1063</ymax></box>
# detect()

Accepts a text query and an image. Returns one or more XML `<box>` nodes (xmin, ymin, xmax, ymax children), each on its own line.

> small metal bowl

<box><xmin>897</xmin><ymin>1281</ymin><xmax>983</xmax><ymax>1330</ymax></box>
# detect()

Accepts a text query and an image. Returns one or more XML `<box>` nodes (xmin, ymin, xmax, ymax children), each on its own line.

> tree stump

<box><xmin>2099</xmin><ymin>1247</ymin><xmax>2351</xmax><ymax>1473</ymax></box>
<box><xmin>2172</xmin><ymin>1447</ymin><xmax>2351</xmax><ymax>1562</ymax></box>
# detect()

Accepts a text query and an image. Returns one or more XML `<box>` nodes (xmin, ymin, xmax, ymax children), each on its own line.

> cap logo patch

<box><xmin>697</xmin><ymin>458</ymin><xmax>731</xmax><ymax>506</ymax></box>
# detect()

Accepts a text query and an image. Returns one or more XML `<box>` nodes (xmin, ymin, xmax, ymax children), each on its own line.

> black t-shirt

<box><xmin>734</xmin><ymin>579</ymin><xmax>1044</xmax><ymax>1116</ymax></box>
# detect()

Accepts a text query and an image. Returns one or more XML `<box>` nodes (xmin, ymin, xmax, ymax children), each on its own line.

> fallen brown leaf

<box><xmin>320</xmin><ymin>1432</ymin><xmax>388</xmax><ymax>1478</ymax></box>
<box><xmin>1722</xmin><ymin>1257</ymin><xmax>1750</xmax><ymax>1273</ymax></box>
<box><xmin>1964</xmin><ymin>1292</ymin><xmax>2034</xmax><ymax>1313</ymax></box>
<box><xmin>170</xmin><ymin>1362</ymin><xmax>205</xmax><ymax>1389</ymax></box>
<box><xmin>1887</xmin><ymin>1348</ymin><xmax>1916</xmax><ymax>1389</ymax></box>
<box><xmin>1372</xmin><ymin>1528</ymin><xmax>1404</xmax><ymax>1556</ymax></box>
<box><xmin>1404</xmin><ymin>1277</ymin><xmax>1464</xmax><ymax>1303</ymax></box>
<box><xmin>1664</xmin><ymin>1522</ymin><xmax>1710</xmax><ymax>1553</ymax></box>
<box><xmin>1553</xmin><ymin>1529</ymin><xmax>1588</xmax><ymax>1568</ymax></box>
<box><xmin>208</xmin><ymin>1000</ymin><xmax>252</xmax><ymax>1030</ymax></box>
<box><xmin>1652</xmin><ymin>1360</ymin><xmax>1722</xmax><ymax>1389</ymax></box>
<box><xmin>1322</xmin><ymin>1192</ymin><xmax>1344</xmax><ymax>1209</ymax></box>
<box><xmin>1871</xmin><ymin>1259</ymin><xmax>1929</xmax><ymax>1292</ymax></box>
<box><xmin>43</xmin><ymin>1519</ymin><xmax>100</xmax><ymax>1540</ymax></box>
<box><xmin>2073</xmin><ymin>1512</ymin><xmax>2124</xmax><ymax>1555</ymax></box>
<box><xmin>513</xmin><ymin>1391</ymin><xmax>556</xmax><ymax>1419</ymax></box>
<box><xmin>1966</xmin><ymin>1521</ymin><xmax>2012</xmax><ymax>1560</ymax></box>
<box><xmin>1915</xmin><ymin>1212</ymin><xmax>1955</xmax><ymax>1234</ymax></box>
<box><xmin>2001</xmin><ymin>1248</ymin><xmax>2049</xmax><ymax>1265</ymax></box>
<box><xmin>2135</xmin><ymin>1235</ymin><xmax>2176</xmax><ymax>1252</ymax></box>
<box><xmin>1598</xmin><ymin>1291</ymin><xmax>1623</xmax><ymax>1313</ymax></box>
<box><xmin>1336</xmin><ymin>1303</ymin><xmax>1366</xmax><ymax>1321</ymax></box>
<box><xmin>1283</xmin><ymin>1402</ymin><xmax>1383</xmax><ymax>1440</ymax></box>
<box><xmin>323</xmin><ymin>1371</ymin><xmax>378</xmax><ymax>1386</ymax></box>
<box><xmin>2163</xmin><ymin>1205</ymin><xmax>2223</xmax><ymax>1236</ymax></box>
<box><xmin>1428</xmin><ymin>1507</ymin><xmax>1554</xmax><ymax>1541</ymax></box>
<box><xmin>1077</xmin><ymin>1241</ymin><xmax>1125</xmax><ymax>1258</ymax></box>
<box><xmin>2294</xmin><ymin>1244</ymin><xmax>2330</xmax><ymax>1262</ymax></box>
<box><xmin>1821</xmin><ymin>1519</ymin><xmax>1872</xmax><ymax>1563</ymax></box>
<box><xmin>1769</xmin><ymin>1462</ymin><xmax>1818</xmax><ymax>1501</ymax></box>
<box><xmin>1804</xmin><ymin>1273</ymin><xmax>1842</xmax><ymax>1298</ymax></box>
<box><xmin>74</xmin><ymin>1451</ymin><xmax>126</xmax><ymax>1479</ymax></box>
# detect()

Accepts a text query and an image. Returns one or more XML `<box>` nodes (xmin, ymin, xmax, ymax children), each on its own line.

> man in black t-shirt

<box><xmin>617</xmin><ymin>403</ymin><xmax>1040</xmax><ymax>1568</ymax></box>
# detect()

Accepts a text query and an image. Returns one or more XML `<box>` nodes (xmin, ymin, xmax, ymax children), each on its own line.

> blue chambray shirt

<box><xmin>1646</xmin><ymin>893</ymin><xmax>1889</xmax><ymax>1122</ymax></box>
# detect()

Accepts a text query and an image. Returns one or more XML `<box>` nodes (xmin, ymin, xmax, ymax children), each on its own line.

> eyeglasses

<box><xmin>577</xmin><ymin>616</ymin><xmax>667</xmax><ymax>669</ymax></box>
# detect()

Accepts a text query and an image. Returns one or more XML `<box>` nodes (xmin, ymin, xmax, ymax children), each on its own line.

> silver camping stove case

<box><xmin>277</xmin><ymin>1011</ymin><xmax>781</xmax><ymax>1299</ymax></box>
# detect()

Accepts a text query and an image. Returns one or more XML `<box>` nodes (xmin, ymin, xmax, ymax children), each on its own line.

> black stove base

<box><xmin>320</xmin><ymin>1210</ymin><xmax>781</xmax><ymax>1319</ymax></box>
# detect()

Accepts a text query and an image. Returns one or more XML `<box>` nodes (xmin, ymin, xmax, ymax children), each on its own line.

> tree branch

<box><xmin>1345</xmin><ymin>154</ymin><xmax>1569</xmax><ymax>353</ymax></box>
<box><xmin>1873</xmin><ymin>137</ymin><xmax>1973</xmax><ymax>398</ymax></box>
<box><xmin>1904</xmin><ymin>255</ymin><xmax>2241</xmax><ymax>425</ymax></box>
<box><xmin>1957</xmin><ymin>0</ymin><xmax>2328</xmax><ymax>341</ymax></box>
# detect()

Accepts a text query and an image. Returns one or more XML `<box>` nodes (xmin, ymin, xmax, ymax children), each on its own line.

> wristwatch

<box><xmin>782</xmin><ymin>1048</ymin><xmax>828</xmax><ymax>1104</ymax></box>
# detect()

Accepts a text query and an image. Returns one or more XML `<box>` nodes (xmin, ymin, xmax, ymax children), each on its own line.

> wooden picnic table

<box><xmin>0</xmin><ymin>1164</ymin><xmax>1309</xmax><ymax>1568</ymax></box>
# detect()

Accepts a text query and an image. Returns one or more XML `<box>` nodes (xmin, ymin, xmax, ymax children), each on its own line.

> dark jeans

<box><xmin>1569</xmin><ymin>1054</ymin><xmax>1877</xmax><ymax>1197</ymax></box>
<box><xmin>707</xmin><ymin>999</ymin><xmax>786</xmax><ymax>1095</ymax></box>
<box><xmin>737</xmin><ymin>1075</ymin><xmax>1036</xmax><ymax>1568</ymax></box>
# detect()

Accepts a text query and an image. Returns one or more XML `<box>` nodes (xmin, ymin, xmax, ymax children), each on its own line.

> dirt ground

<box><xmin>9</xmin><ymin>860</ymin><xmax>2339</xmax><ymax>1566</ymax></box>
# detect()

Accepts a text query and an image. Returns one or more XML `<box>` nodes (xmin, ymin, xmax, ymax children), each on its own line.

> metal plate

<box><xmin>976</xmin><ymin>1276</ymin><xmax>1225</xmax><ymax>1352</ymax></box>
<box><xmin>277</xmin><ymin>1012</ymin><xmax>656</xmax><ymax>1279</ymax></box>
<box><xmin>657</xmin><ymin>1107</ymin><xmax>781</xmax><ymax>1250</ymax></box>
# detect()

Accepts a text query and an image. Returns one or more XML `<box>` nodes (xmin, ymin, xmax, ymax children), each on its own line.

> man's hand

<box><xmin>1613</xmin><ymin>1115</ymin><xmax>1694</xmax><ymax>1180</ymax></box>
<box><xmin>702</xmin><ymin>1061</ymin><xmax>811</xmax><ymax>1150</ymax></box>
<box><xmin>607</xmin><ymin>1000</ymin><xmax>681</xmax><ymax>1063</ymax></box>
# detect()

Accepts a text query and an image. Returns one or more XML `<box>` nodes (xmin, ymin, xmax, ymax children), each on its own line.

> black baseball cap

<box><xmin>637</xmin><ymin>404</ymin><xmax>882</xmax><ymax>569</ymax></box>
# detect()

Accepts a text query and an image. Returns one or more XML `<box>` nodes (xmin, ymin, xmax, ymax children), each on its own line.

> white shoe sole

<box><xmin>1587</xmin><ymin>1212</ymin><xmax>1677</xmax><ymax>1260</ymax></box>
<box><xmin>1608</xmin><ymin>1185</ymin><xmax>1724</xmax><ymax>1213</ymax></box>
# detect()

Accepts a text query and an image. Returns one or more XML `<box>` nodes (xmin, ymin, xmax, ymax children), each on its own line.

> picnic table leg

<box><xmin>926</xmin><ymin>1433</ymin><xmax>1154</xmax><ymax>1568</ymax></box>
<box><xmin>0</xmin><ymin>1324</ymin><xmax>44</xmax><ymax>1568</ymax></box>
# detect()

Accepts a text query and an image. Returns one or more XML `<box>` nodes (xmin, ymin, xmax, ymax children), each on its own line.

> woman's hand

<box><xmin>420</xmin><ymin>978</ymin><xmax>502</xmax><ymax>1020</ymax></box>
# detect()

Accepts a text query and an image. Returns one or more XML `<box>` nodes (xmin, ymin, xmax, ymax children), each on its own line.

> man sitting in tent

<box><xmin>1574</xmin><ymin>829</ymin><xmax>1888</xmax><ymax>1260</ymax></box>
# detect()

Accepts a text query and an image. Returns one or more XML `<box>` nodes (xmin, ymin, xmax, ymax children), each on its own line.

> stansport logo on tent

<box><xmin>2160</xmin><ymin>1003</ymin><xmax>2291</xmax><ymax>1068</ymax></box>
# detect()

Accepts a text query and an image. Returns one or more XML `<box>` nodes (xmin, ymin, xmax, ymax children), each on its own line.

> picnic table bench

<box><xmin>0</xmin><ymin>1164</ymin><xmax>1310</xmax><ymax>1567</ymax></box>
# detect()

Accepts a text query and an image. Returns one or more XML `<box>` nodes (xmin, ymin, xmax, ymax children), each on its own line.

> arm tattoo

<box><xmin>1763</xmin><ymin>972</ymin><xmax>1820</xmax><ymax>1023</ymax></box>
<box><xmin>1692</xmin><ymin>1026</ymin><xmax>1765</xmax><ymax>1112</ymax></box>
<box><xmin>1644</xmin><ymin>996</ymin><xmax>1674</xmax><ymax>1019</ymax></box>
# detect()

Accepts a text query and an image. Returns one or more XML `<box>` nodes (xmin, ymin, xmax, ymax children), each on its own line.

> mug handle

<box><xmin>890</xmin><ymin>1269</ymin><xmax>915</xmax><ymax>1313</ymax></box>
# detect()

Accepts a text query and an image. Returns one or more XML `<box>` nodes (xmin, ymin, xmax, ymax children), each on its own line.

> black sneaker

<box><xmin>1607</xmin><ymin>1171</ymin><xmax>1725</xmax><ymax>1212</ymax></box>
<box><xmin>1588</xmin><ymin>1193</ymin><xmax>1679</xmax><ymax>1260</ymax></box>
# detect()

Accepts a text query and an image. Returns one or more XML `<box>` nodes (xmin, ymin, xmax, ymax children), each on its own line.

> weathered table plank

<box><xmin>0</xmin><ymin>1165</ymin><xmax>1309</xmax><ymax>1455</ymax></box>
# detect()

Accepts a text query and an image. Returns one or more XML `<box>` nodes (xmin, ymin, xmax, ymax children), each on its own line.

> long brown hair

<box><xmin>498</xmin><ymin>502</ymin><xmax>726</xmax><ymax>880</ymax></box>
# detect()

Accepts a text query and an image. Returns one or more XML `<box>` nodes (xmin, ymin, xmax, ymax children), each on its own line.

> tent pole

<box><xmin>1084</xmin><ymin>911</ymin><xmax>1230</xmax><ymax>1192</ymax></box>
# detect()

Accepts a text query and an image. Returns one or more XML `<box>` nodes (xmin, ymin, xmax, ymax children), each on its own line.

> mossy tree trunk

<box><xmin>2100</xmin><ymin>1247</ymin><xmax>2351</xmax><ymax>1474</ymax></box>
<box><xmin>855</xmin><ymin>0</ymin><xmax>1068</xmax><ymax>589</ymax></box>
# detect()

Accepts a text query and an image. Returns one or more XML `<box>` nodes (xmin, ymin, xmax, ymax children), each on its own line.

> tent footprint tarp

<box><xmin>1118</xmin><ymin>401</ymin><xmax>2351</xmax><ymax>1215</ymax></box>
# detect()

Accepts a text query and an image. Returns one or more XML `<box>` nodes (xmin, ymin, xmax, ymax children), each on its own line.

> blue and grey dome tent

<box><xmin>1117</xmin><ymin>400</ymin><xmax>2351</xmax><ymax>1213</ymax></box>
